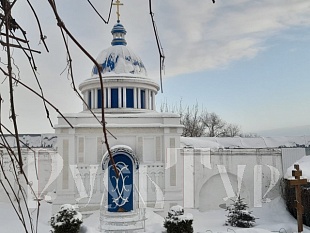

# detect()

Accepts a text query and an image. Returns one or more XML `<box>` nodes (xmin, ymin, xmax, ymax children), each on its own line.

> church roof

<box><xmin>91</xmin><ymin>22</ymin><xmax>147</xmax><ymax>78</ymax></box>
<box><xmin>181</xmin><ymin>136</ymin><xmax>310</xmax><ymax>149</ymax></box>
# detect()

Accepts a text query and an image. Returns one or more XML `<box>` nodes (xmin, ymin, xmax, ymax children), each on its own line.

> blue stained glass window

<box><xmin>126</xmin><ymin>88</ymin><xmax>134</xmax><ymax>108</ymax></box>
<box><xmin>140</xmin><ymin>90</ymin><xmax>145</xmax><ymax>109</ymax></box>
<box><xmin>97</xmin><ymin>89</ymin><xmax>102</xmax><ymax>108</ymax></box>
<box><xmin>111</xmin><ymin>88</ymin><xmax>118</xmax><ymax>108</ymax></box>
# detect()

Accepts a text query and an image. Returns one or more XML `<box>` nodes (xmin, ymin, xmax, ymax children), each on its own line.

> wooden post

<box><xmin>288</xmin><ymin>164</ymin><xmax>308</xmax><ymax>233</ymax></box>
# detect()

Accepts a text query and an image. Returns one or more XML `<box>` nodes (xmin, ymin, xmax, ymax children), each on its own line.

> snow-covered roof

<box><xmin>91</xmin><ymin>22</ymin><xmax>148</xmax><ymax>78</ymax></box>
<box><xmin>284</xmin><ymin>156</ymin><xmax>310</xmax><ymax>180</ymax></box>
<box><xmin>92</xmin><ymin>45</ymin><xmax>147</xmax><ymax>78</ymax></box>
<box><xmin>181</xmin><ymin>136</ymin><xmax>310</xmax><ymax>149</ymax></box>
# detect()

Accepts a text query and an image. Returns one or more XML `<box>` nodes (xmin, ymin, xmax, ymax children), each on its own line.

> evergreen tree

<box><xmin>50</xmin><ymin>204</ymin><xmax>83</xmax><ymax>233</ymax></box>
<box><xmin>164</xmin><ymin>205</ymin><xmax>193</xmax><ymax>233</ymax></box>
<box><xmin>225</xmin><ymin>196</ymin><xmax>256</xmax><ymax>228</ymax></box>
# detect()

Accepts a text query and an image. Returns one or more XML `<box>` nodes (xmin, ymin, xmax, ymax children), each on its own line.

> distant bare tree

<box><xmin>240</xmin><ymin>133</ymin><xmax>259</xmax><ymax>138</ymax></box>
<box><xmin>222</xmin><ymin>123</ymin><xmax>241</xmax><ymax>137</ymax></box>
<box><xmin>200</xmin><ymin>112</ymin><xmax>226</xmax><ymax>137</ymax></box>
<box><xmin>180</xmin><ymin>105</ymin><xmax>204</xmax><ymax>137</ymax></box>
<box><xmin>160</xmin><ymin>102</ymin><xmax>242</xmax><ymax>137</ymax></box>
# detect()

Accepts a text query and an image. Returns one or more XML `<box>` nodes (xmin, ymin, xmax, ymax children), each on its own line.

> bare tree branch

<box><xmin>48</xmin><ymin>0</ymin><xmax>119</xmax><ymax>177</ymax></box>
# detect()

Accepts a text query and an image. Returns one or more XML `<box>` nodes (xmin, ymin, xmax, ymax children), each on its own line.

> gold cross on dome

<box><xmin>113</xmin><ymin>0</ymin><xmax>124</xmax><ymax>22</ymax></box>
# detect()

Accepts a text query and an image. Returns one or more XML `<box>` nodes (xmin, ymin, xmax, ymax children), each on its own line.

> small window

<box><xmin>88</xmin><ymin>91</ymin><xmax>92</xmax><ymax>108</ymax></box>
<box><xmin>126</xmin><ymin>88</ymin><xmax>134</xmax><ymax>108</ymax></box>
<box><xmin>97</xmin><ymin>89</ymin><xmax>102</xmax><ymax>108</ymax></box>
<box><xmin>111</xmin><ymin>88</ymin><xmax>118</xmax><ymax>108</ymax></box>
<box><xmin>140</xmin><ymin>90</ymin><xmax>145</xmax><ymax>109</ymax></box>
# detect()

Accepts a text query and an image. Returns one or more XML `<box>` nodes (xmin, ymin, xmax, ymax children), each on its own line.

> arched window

<box><xmin>108</xmin><ymin>153</ymin><xmax>133</xmax><ymax>212</ymax></box>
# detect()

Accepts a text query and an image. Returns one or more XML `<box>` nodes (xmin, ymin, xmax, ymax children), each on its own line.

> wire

<box><xmin>149</xmin><ymin>0</ymin><xmax>165</xmax><ymax>93</ymax></box>
<box><xmin>86</xmin><ymin>0</ymin><xmax>113</xmax><ymax>24</ymax></box>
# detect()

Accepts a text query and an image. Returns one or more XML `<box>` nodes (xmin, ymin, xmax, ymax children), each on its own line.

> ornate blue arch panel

<box><xmin>108</xmin><ymin>153</ymin><xmax>133</xmax><ymax>212</ymax></box>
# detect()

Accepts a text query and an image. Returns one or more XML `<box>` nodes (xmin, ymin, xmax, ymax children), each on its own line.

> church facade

<box><xmin>52</xmin><ymin>19</ymin><xmax>184</xmax><ymax>231</ymax></box>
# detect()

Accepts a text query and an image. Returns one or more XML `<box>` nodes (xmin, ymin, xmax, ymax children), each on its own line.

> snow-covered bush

<box><xmin>164</xmin><ymin>205</ymin><xmax>193</xmax><ymax>233</ymax></box>
<box><xmin>50</xmin><ymin>204</ymin><xmax>83</xmax><ymax>233</ymax></box>
<box><xmin>225</xmin><ymin>196</ymin><xmax>256</xmax><ymax>228</ymax></box>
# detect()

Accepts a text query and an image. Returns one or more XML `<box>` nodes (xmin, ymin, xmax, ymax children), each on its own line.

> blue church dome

<box><xmin>92</xmin><ymin>22</ymin><xmax>147</xmax><ymax>77</ymax></box>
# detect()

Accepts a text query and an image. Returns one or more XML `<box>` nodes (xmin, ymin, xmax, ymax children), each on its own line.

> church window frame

<box><xmin>88</xmin><ymin>91</ymin><xmax>92</xmax><ymax>108</ymax></box>
<box><xmin>140</xmin><ymin>89</ymin><xmax>146</xmax><ymax>109</ymax></box>
<box><xmin>126</xmin><ymin>88</ymin><xmax>134</xmax><ymax>108</ymax></box>
<box><xmin>111</xmin><ymin>88</ymin><xmax>119</xmax><ymax>108</ymax></box>
<box><xmin>97</xmin><ymin>89</ymin><xmax>102</xmax><ymax>108</ymax></box>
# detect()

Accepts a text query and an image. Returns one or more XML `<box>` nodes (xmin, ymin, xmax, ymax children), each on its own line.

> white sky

<box><xmin>1</xmin><ymin>0</ymin><xmax>310</xmax><ymax>134</ymax></box>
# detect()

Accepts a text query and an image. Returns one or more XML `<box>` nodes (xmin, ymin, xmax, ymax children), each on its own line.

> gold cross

<box><xmin>112</xmin><ymin>0</ymin><xmax>124</xmax><ymax>22</ymax></box>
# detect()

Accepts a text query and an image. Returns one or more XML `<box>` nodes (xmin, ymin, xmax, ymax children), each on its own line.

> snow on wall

<box><xmin>181</xmin><ymin>136</ymin><xmax>310</xmax><ymax>149</ymax></box>
<box><xmin>193</xmin><ymin>148</ymin><xmax>283</xmax><ymax>210</ymax></box>
<box><xmin>2</xmin><ymin>134</ymin><xmax>57</xmax><ymax>149</ymax></box>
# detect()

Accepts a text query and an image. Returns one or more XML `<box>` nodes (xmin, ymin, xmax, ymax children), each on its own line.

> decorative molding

<box><xmin>102</xmin><ymin>146</ymin><xmax>139</xmax><ymax>170</ymax></box>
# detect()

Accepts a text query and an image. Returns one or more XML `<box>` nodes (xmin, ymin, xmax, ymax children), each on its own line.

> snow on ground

<box><xmin>0</xmin><ymin>197</ymin><xmax>310</xmax><ymax>232</ymax></box>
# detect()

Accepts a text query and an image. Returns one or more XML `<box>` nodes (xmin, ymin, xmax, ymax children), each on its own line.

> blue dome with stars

<box><xmin>92</xmin><ymin>22</ymin><xmax>147</xmax><ymax>78</ymax></box>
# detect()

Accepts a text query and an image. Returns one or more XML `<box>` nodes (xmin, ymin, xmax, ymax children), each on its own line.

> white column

<box><xmin>152</xmin><ymin>91</ymin><xmax>156</xmax><ymax>110</ymax></box>
<box><xmin>123</xmin><ymin>87</ymin><xmax>127</xmax><ymax>108</ymax></box>
<box><xmin>118</xmin><ymin>87</ymin><xmax>122</xmax><ymax>108</ymax></box>
<box><xmin>134</xmin><ymin>88</ymin><xmax>137</xmax><ymax>108</ymax></box>
<box><xmin>145</xmin><ymin>89</ymin><xmax>149</xmax><ymax>109</ymax></box>
<box><xmin>83</xmin><ymin>92</ymin><xmax>86</xmax><ymax>110</ymax></box>
<box><xmin>91</xmin><ymin>89</ymin><xmax>96</xmax><ymax>109</ymax></box>
<box><xmin>107</xmin><ymin>87</ymin><xmax>111</xmax><ymax>108</ymax></box>
<box><xmin>104</xmin><ymin>88</ymin><xmax>107</xmax><ymax>108</ymax></box>
<box><xmin>137</xmin><ymin>88</ymin><xmax>141</xmax><ymax>109</ymax></box>
<box><xmin>94</xmin><ymin>89</ymin><xmax>98</xmax><ymax>109</ymax></box>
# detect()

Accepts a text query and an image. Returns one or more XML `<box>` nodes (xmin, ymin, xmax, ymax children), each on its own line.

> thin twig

<box><xmin>58</xmin><ymin>27</ymin><xmax>116</xmax><ymax>139</ymax></box>
<box><xmin>10</xmin><ymin>76</ymin><xmax>74</xmax><ymax>128</ymax></box>
<box><xmin>48</xmin><ymin>0</ymin><xmax>119</xmax><ymax>177</ymax></box>
<box><xmin>149</xmin><ymin>0</ymin><xmax>165</xmax><ymax>93</ymax></box>
<box><xmin>86</xmin><ymin>0</ymin><xmax>113</xmax><ymax>24</ymax></box>
<box><xmin>12</xmin><ymin>27</ymin><xmax>54</xmax><ymax>128</ymax></box>
<box><xmin>3</xmin><ymin>0</ymin><xmax>23</xmax><ymax>177</ymax></box>
<box><xmin>25</xmin><ymin>0</ymin><xmax>49</xmax><ymax>52</ymax></box>
<box><xmin>0</xmin><ymin>41</ymin><xmax>41</xmax><ymax>53</ymax></box>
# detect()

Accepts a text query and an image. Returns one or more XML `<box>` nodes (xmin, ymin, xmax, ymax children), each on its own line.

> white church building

<box><xmin>53</xmin><ymin>18</ymin><xmax>184</xmax><ymax>231</ymax></box>
<box><xmin>1</xmin><ymin>7</ymin><xmax>310</xmax><ymax>232</ymax></box>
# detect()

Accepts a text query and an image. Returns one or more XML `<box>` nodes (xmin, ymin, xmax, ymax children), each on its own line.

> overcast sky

<box><xmin>1</xmin><ymin>0</ymin><xmax>310</xmax><ymax>135</ymax></box>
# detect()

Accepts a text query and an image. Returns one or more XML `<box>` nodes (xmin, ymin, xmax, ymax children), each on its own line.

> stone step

<box><xmin>100</xmin><ymin>209</ymin><xmax>146</xmax><ymax>232</ymax></box>
<box><xmin>101</xmin><ymin>215</ymin><xmax>146</xmax><ymax>223</ymax></box>
<box><xmin>101</xmin><ymin>221</ymin><xmax>144</xmax><ymax>232</ymax></box>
